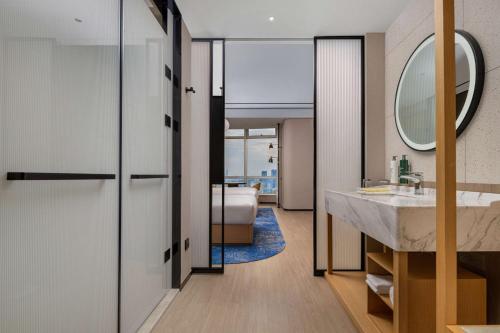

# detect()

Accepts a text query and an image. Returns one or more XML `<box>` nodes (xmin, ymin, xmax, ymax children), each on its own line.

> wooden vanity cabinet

<box><xmin>366</xmin><ymin>248</ymin><xmax>486</xmax><ymax>333</ymax></box>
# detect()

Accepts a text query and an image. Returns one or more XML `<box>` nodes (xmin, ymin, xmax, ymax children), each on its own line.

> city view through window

<box><xmin>225</xmin><ymin>128</ymin><xmax>278</xmax><ymax>194</ymax></box>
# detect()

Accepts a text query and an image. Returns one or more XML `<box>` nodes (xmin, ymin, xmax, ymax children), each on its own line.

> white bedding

<box><xmin>213</xmin><ymin>186</ymin><xmax>259</xmax><ymax>199</ymax></box>
<box><xmin>212</xmin><ymin>192</ymin><xmax>258</xmax><ymax>225</ymax></box>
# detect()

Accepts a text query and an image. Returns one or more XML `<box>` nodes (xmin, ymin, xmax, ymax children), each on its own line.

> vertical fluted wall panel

<box><xmin>190</xmin><ymin>42</ymin><xmax>211</xmax><ymax>268</ymax></box>
<box><xmin>316</xmin><ymin>39</ymin><xmax>363</xmax><ymax>270</ymax></box>
<box><xmin>0</xmin><ymin>1</ymin><xmax>120</xmax><ymax>331</ymax></box>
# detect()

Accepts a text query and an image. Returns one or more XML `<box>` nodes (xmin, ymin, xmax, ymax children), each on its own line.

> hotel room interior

<box><xmin>1</xmin><ymin>1</ymin><xmax>500</xmax><ymax>333</ymax></box>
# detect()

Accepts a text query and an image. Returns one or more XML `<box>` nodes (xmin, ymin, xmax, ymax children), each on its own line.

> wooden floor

<box><xmin>152</xmin><ymin>207</ymin><xmax>357</xmax><ymax>333</ymax></box>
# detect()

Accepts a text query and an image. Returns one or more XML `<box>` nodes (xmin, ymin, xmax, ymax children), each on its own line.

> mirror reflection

<box><xmin>395</xmin><ymin>31</ymin><xmax>484</xmax><ymax>151</ymax></box>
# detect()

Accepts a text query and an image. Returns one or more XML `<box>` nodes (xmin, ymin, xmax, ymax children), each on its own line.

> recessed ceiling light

<box><xmin>268</xmin><ymin>16</ymin><xmax>275</xmax><ymax>22</ymax></box>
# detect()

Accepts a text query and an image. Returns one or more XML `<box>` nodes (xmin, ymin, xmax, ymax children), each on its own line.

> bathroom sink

<box><xmin>324</xmin><ymin>186</ymin><xmax>500</xmax><ymax>252</ymax></box>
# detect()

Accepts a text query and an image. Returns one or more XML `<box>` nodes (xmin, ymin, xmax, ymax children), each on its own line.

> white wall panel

<box><xmin>190</xmin><ymin>42</ymin><xmax>211</xmax><ymax>267</ymax></box>
<box><xmin>212</xmin><ymin>40</ymin><xmax>223</xmax><ymax>96</ymax></box>
<box><xmin>0</xmin><ymin>1</ymin><xmax>120</xmax><ymax>331</ymax></box>
<box><xmin>282</xmin><ymin>118</ymin><xmax>314</xmax><ymax>210</ymax></box>
<box><xmin>316</xmin><ymin>39</ymin><xmax>363</xmax><ymax>270</ymax></box>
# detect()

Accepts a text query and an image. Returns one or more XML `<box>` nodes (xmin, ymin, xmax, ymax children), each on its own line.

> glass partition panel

<box><xmin>211</xmin><ymin>184</ymin><xmax>224</xmax><ymax>268</ymax></box>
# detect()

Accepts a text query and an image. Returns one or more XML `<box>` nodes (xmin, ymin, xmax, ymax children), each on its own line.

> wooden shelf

<box><xmin>378</xmin><ymin>293</ymin><xmax>393</xmax><ymax>310</ymax></box>
<box><xmin>447</xmin><ymin>326</ymin><xmax>466</xmax><ymax>333</ymax></box>
<box><xmin>369</xmin><ymin>312</ymin><xmax>393</xmax><ymax>333</ymax></box>
<box><xmin>325</xmin><ymin>271</ymin><xmax>393</xmax><ymax>333</ymax></box>
<box><xmin>367</xmin><ymin>252</ymin><xmax>475</xmax><ymax>280</ymax></box>
<box><xmin>367</xmin><ymin>252</ymin><xmax>393</xmax><ymax>274</ymax></box>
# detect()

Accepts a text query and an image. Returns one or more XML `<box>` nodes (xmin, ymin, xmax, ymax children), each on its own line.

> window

<box><xmin>225</xmin><ymin>139</ymin><xmax>244</xmax><ymax>176</ymax></box>
<box><xmin>248</xmin><ymin>128</ymin><xmax>276</xmax><ymax>137</ymax></box>
<box><xmin>224</xmin><ymin>128</ymin><xmax>278</xmax><ymax>195</ymax></box>
<box><xmin>225</xmin><ymin>129</ymin><xmax>244</xmax><ymax>137</ymax></box>
<box><xmin>247</xmin><ymin>138</ymin><xmax>277</xmax><ymax>176</ymax></box>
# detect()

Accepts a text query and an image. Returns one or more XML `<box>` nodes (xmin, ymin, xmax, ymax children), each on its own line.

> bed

<box><xmin>212</xmin><ymin>186</ymin><xmax>259</xmax><ymax>199</ymax></box>
<box><xmin>211</xmin><ymin>187</ymin><xmax>259</xmax><ymax>244</ymax></box>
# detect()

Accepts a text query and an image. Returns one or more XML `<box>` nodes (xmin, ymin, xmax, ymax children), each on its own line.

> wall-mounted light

<box><xmin>268</xmin><ymin>143</ymin><xmax>273</xmax><ymax>149</ymax></box>
<box><xmin>225</xmin><ymin>119</ymin><xmax>230</xmax><ymax>131</ymax></box>
<box><xmin>268</xmin><ymin>156</ymin><xmax>278</xmax><ymax>163</ymax></box>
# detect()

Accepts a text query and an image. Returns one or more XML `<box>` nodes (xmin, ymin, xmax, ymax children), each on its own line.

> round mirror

<box><xmin>395</xmin><ymin>30</ymin><xmax>485</xmax><ymax>151</ymax></box>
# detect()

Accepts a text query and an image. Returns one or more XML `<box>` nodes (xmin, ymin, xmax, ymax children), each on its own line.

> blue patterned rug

<box><xmin>212</xmin><ymin>208</ymin><xmax>286</xmax><ymax>264</ymax></box>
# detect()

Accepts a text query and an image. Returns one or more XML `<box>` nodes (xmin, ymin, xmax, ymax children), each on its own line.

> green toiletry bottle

<box><xmin>399</xmin><ymin>155</ymin><xmax>409</xmax><ymax>184</ymax></box>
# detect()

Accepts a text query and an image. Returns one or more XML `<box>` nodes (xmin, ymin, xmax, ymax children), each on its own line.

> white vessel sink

<box><xmin>324</xmin><ymin>186</ymin><xmax>500</xmax><ymax>252</ymax></box>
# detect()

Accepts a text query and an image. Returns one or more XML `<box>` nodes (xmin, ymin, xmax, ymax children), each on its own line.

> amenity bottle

<box><xmin>399</xmin><ymin>155</ymin><xmax>410</xmax><ymax>184</ymax></box>
<box><xmin>390</xmin><ymin>156</ymin><xmax>399</xmax><ymax>184</ymax></box>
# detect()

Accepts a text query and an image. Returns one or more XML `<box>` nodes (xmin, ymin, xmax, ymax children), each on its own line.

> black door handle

<box><xmin>185</xmin><ymin>87</ymin><xmax>195</xmax><ymax>94</ymax></box>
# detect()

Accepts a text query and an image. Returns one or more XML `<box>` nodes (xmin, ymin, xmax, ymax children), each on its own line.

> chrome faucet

<box><xmin>400</xmin><ymin>172</ymin><xmax>424</xmax><ymax>195</ymax></box>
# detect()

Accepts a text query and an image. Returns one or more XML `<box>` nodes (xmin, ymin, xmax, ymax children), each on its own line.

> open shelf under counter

<box><xmin>325</xmin><ymin>268</ymin><xmax>487</xmax><ymax>333</ymax></box>
<box><xmin>367</xmin><ymin>252</ymin><xmax>393</xmax><ymax>274</ymax></box>
<box><xmin>324</xmin><ymin>271</ymin><xmax>393</xmax><ymax>333</ymax></box>
<box><xmin>326</xmin><ymin>215</ymin><xmax>489</xmax><ymax>333</ymax></box>
<box><xmin>378</xmin><ymin>293</ymin><xmax>393</xmax><ymax>310</ymax></box>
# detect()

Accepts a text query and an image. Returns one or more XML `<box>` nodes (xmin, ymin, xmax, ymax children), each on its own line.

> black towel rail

<box><xmin>6</xmin><ymin>172</ymin><xmax>116</xmax><ymax>180</ymax></box>
<box><xmin>130</xmin><ymin>174</ymin><xmax>169</xmax><ymax>179</ymax></box>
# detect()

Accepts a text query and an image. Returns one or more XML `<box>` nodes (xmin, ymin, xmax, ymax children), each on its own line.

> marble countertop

<box><xmin>325</xmin><ymin>186</ymin><xmax>500</xmax><ymax>252</ymax></box>
<box><xmin>335</xmin><ymin>186</ymin><xmax>500</xmax><ymax>208</ymax></box>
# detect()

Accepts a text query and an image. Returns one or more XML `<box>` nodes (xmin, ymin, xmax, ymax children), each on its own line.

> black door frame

<box><xmin>169</xmin><ymin>0</ymin><xmax>183</xmax><ymax>288</ymax></box>
<box><xmin>191</xmin><ymin>38</ymin><xmax>226</xmax><ymax>274</ymax></box>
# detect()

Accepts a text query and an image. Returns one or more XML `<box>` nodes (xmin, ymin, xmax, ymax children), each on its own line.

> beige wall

<box><xmin>281</xmin><ymin>118</ymin><xmax>314</xmax><ymax>210</ymax></box>
<box><xmin>385</xmin><ymin>0</ymin><xmax>500</xmax><ymax>185</ymax></box>
<box><xmin>180</xmin><ymin>20</ymin><xmax>192</xmax><ymax>284</ymax></box>
<box><xmin>365</xmin><ymin>33</ymin><xmax>386</xmax><ymax>180</ymax></box>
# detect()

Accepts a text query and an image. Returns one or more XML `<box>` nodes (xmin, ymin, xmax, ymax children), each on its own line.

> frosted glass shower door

<box><xmin>0</xmin><ymin>1</ymin><xmax>121</xmax><ymax>332</ymax></box>
<box><xmin>121</xmin><ymin>1</ymin><xmax>173</xmax><ymax>332</ymax></box>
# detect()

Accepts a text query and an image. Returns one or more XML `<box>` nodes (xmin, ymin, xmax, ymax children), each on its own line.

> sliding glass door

<box><xmin>0</xmin><ymin>1</ymin><xmax>121</xmax><ymax>332</ymax></box>
<box><xmin>121</xmin><ymin>0</ymin><xmax>173</xmax><ymax>332</ymax></box>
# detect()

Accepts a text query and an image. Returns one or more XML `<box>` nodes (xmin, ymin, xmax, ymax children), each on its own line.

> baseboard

<box><xmin>137</xmin><ymin>289</ymin><xmax>178</xmax><ymax>333</ymax></box>
<box><xmin>315</xmin><ymin>268</ymin><xmax>364</xmax><ymax>276</ymax></box>
<box><xmin>283</xmin><ymin>208</ymin><xmax>313</xmax><ymax>212</ymax></box>
<box><xmin>191</xmin><ymin>267</ymin><xmax>224</xmax><ymax>274</ymax></box>
<box><xmin>314</xmin><ymin>269</ymin><xmax>326</xmax><ymax>277</ymax></box>
<box><xmin>180</xmin><ymin>272</ymin><xmax>192</xmax><ymax>291</ymax></box>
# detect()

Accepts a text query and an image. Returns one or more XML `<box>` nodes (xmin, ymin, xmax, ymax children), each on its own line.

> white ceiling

<box><xmin>177</xmin><ymin>0</ymin><xmax>411</xmax><ymax>38</ymax></box>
